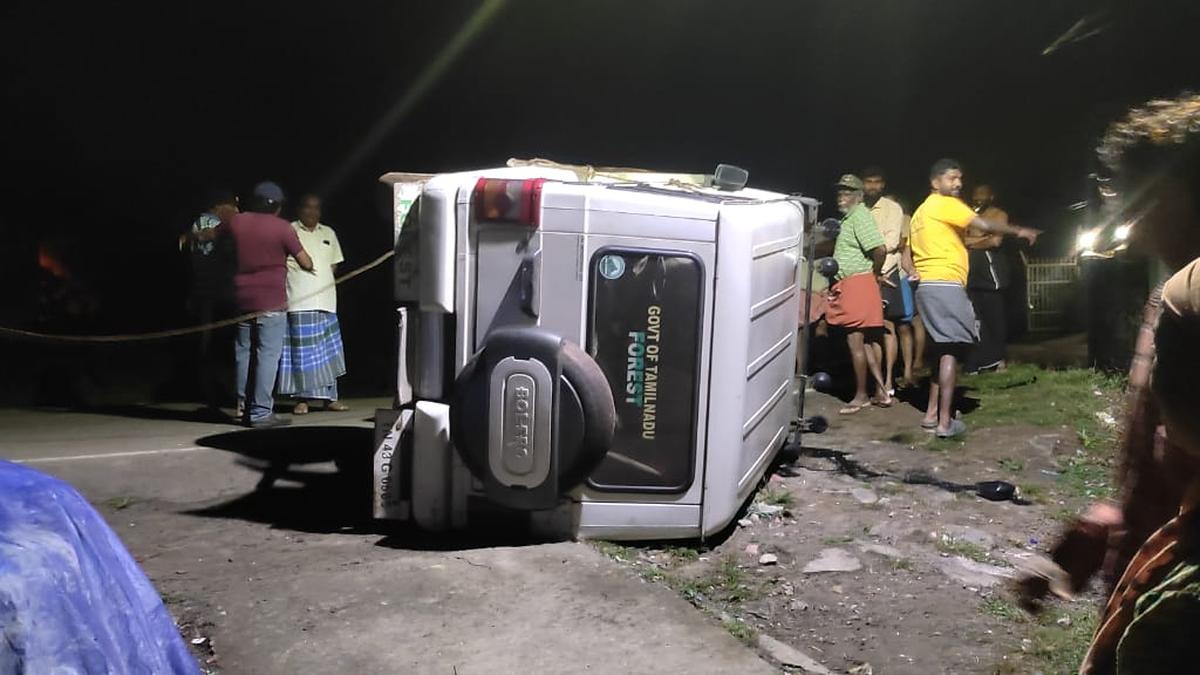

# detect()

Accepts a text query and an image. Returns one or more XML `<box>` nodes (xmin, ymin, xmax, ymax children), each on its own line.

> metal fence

<box><xmin>1025</xmin><ymin>257</ymin><xmax>1079</xmax><ymax>333</ymax></box>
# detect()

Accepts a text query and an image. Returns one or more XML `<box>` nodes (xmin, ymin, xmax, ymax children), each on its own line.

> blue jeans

<box><xmin>235</xmin><ymin>312</ymin><xmax>286</xmax><ymax>422</ymax></box>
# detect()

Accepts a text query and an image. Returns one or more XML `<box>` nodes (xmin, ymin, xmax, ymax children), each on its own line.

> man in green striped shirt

<box><xmin>826</xmin><ymin>174</ymin><xmax>892</xmax><ymax>413</ymax></box>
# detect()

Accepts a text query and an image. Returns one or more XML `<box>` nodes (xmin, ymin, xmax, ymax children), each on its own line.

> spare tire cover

<box><xmin>450</xmin><ymin>328</ymin><xmax>615</xmax><ymax>508</ymax></box>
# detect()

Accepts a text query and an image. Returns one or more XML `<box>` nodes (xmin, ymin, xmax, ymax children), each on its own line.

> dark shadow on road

<box><xmin>196</xmin><ymin>426</ymin><xmax>373</xmax><ymax>464</ymax></box>
<box><xmin>373</xmin><ymin>516</ymin><xmax>558</xmax><ymax>552</ymax></box>
<box><xmin>187</xmin><ymin>426</ymin><xmax>376</xmax><ymax>534</ymax></box>
<box><xmin>63</xmin><ymin>404</ymin><xmax>239</xmax><ymax>425</ymax></box>
<box><xmin>72</xmin><ymin>402</ymin><xmax>345</xmax><ymax>425</ymax></box>
<box><xmin>188</xmin><ymin>426</ymin><xmax>558</xmax><ymax>550</ymax></box>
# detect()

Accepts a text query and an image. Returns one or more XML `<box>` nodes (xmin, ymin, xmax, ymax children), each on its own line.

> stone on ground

<box><xmin>802</xmin><ymin>548</ymin><xmax>863</xmax><ymax>574</ymax></box>
<box><xmin>756</xmin><ymin>634</ymin><xmax>833</xmax><ymax>674</ymax></box>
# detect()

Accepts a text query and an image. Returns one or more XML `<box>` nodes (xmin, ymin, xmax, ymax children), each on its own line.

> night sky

<box><xmin>3</xmin><ymin>0</ymin><xmax>1199</xmax><ymax>397</ymax></box>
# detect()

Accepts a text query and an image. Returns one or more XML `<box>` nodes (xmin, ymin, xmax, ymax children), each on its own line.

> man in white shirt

<box><xmin>277</xmin><ymin>194</ymin><xmax>349</xmax><ymax>414</ymax></box>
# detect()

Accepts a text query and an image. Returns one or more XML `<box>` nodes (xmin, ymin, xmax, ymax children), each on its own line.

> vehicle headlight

<box><xmin>1076</xmin><ymin>229</ymin><xmax>1100</xmax><ymax>252</ymax></box>
<box><xmin>1113</xmin><ymin>224</ymin><xmax>1132</xmax><ymax>241</ymax></box>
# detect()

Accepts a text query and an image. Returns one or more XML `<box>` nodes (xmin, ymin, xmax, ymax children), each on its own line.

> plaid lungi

<box><xmin>277</xmin><ymin>310</ymin><xmax>346</xmax><ymax>396</ymax></box>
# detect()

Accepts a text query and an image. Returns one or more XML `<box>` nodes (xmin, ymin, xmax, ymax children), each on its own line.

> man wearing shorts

<box><xmin>910</xmin><ymin>159</ymin><xmax>1038</xmax><ymax>437</ymax></box>
<box><xmin>863</xmin><ymin>166</ymin><xmax>913</xmax><ymax>395</ymax></box>
<box><xmin>826</xmin><ymin>174</ymin><xmax>893</xmax><ymax>413</ymax></box>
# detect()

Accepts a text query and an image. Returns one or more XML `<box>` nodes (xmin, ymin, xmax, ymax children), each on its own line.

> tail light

<box><xmin>473</xmin><ymin>178</ymin><xmax>547</xmax><ymax>227</ymax></box>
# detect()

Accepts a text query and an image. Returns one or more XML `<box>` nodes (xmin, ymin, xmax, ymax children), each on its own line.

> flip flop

<box><xmin>292</xmin><ymin>402</ymin><xmax>310</xmax><ymax>415</ymax></box>
<box><xmin>324</xmin><ymin>401</ymin><xmax>350</xmax><ymax>412</ymax></box>
<box><xmin>872</xmin><ymin>397</ymin><xmax>894</xmax><ymax>408</ymax></box>
<box><xmin>936</xmin><ymin>419</ymin><xmax>968</xmax><ymax>439</ymax></box>
<box><xmin>920</xmin><ymin>420</ymin><xmax>938</xmax><ymax>432</ymax></box>
<box><xmin>839</xmin><ymin>403</ymin><xmax>870</xmax><ymax>415</ymax></box>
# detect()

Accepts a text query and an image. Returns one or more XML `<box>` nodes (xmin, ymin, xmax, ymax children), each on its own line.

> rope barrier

<box><xmin>0</xmin><ymin>250</ymin><xmax>395</xmax><ymax>344</ymax></box>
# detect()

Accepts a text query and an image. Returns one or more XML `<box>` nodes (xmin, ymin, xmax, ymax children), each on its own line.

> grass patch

<box><xmin>822</xmin><ymin>535</ymin><xmax>855</xmax><ymax>546</ymax></box>
<box><xmin>159</xmin><ymin>590</ymin><xmax>189</xmax><ymax>606</ymax></box>
<box><xmin>981</xmin><ymin>596</ymin><xmax>1026</xmax><ymax>623</ymax></box>
<box><xmin>598</xmin><ymin>544</ymin><xmax>765</xmax><ymax>643</ymax></box>
<box><xmin>961</xmin><ymin>363</ymin><xmax>1124</xmax><ymax>500</ymax></box>
<box><xmin>998</xmin><ymin>457</ymin><xmax>1025</xmax><ymax>473</ymax></box>
<box><xmin>664</xmin><ymin>546</ymin><xmax>700</xmax><ymax>563</ymax></box>
<box><xmin>712</xmin><ymin>555</ymin><xmax>758</xmax><ymax>602</ymax></box>
<box><xmin>1026</xmin><ymin>605</ymin><xmax>1099</xmax><ymax>674</ymax></box>
<box><xmin>1054</xmin><ymin>507</ymin><xmax>1080</xmax><ymax>523</ymax></box>
<box><xmin>959</xmin><ymin>364</ymin><xmax>1121</xmax><ymax>431</ymax></box>
<box><xmin>759</xmin><ymin>486</ymin><xmax>795</xmax><ymax>508</ymax></box>
<box><xmin>1060</xmin><ymin>448</ymin><xmax>1115</xmax><ymax>500</ymax></box>
<box><xmin>103</xmin><ymin>495</ymin><xmax>138</xmax><ymax>510</ymax></box>
<box><xmin>891</xmin><ymin>557</ymin><xmax>915</xmax><ymax>572</ymax></box>
<box><xmin>926</xmin><ymin>436</ymin><xmax>965</xmax><ymax>452</ymax></box>
<box><xmin>986</xmin><ymin>598</ymin><xmax>1099</xmax><ymax>674</ymax></box>
<box><xmin>1017</xmin><ymin>483</ymin><xmax>1048</xmax><ymax>504</ymax></box>
<box><xmin>935</xmin><ymin>538</ymin><xmax>993</xmax><ymax>564</ymax></box>
<box><xmin>638</xmin><ymin>566</ymin><xmax>667</xmax><ymax>583</ymax></box>
<box><xmin>673</xmin><ymin>555</ymin><xmax>761</xmax><ymax>603</ymax></box>
<box><xmin>591</xmin><ymin>540</ymin><xmax>638</xmax><ymax>563</ymax></box>
<box><xmin>906</xmin><ymin>366</ymin><xmax>1122</xmax><ymax>489</ymax></box>
<box><xmin>592</xmin><ymin>541</ymin><xmax>703</xmax><ymax>585</ymax></box>
<box><xmin>722</xmin><ymin>616</ymin><xmax>757</xmax><ymax>644</ymax></box>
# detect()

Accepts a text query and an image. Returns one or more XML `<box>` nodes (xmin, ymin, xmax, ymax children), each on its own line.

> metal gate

<box><xmin>1025</xmin><ymin>257</ymin><xmax>1079</xmax><ymax>333</ymax></box>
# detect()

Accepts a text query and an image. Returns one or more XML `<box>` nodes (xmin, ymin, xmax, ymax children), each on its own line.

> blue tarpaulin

<box><xmin>0</xmin><ymin>460</ymin><xmax>200</xmax><ymax>674</ymax></box>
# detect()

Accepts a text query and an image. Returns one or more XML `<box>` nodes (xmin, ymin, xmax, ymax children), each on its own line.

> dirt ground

<box><xmin>2</xmin><ymin>405</ymin><xmax>775</xmax><ymax>675</ymax></box>
<box><xmin>598</xmin><ymin>368</ymin><xmax>1122</xmax><ymax>675</ymax></box>
<box><xmin>4</xmin><ymin>362</ymin><xmax>1121</xmax><ymax>674</ymax></box>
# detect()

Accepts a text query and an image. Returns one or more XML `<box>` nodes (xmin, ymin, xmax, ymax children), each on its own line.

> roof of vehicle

<box><xmin>380</xmin><ymin>158</ymin><xmax>805</xmax><ymax>207</ymax></box>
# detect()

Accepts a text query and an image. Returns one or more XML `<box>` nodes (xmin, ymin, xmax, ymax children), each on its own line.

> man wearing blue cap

<box><xmin>227</xmin><ymin>182</ymin><xmax>314</xmax><ymax>428</ymax></box>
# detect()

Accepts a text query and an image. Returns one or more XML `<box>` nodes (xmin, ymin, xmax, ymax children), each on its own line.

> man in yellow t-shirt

<box><xmin>910</xmin><ymin>159</ymin><xmax>1038</xmax><ymax>438</ymax></box>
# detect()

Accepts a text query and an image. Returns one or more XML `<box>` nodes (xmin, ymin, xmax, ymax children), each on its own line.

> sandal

<box><xmin>936</xmin><ymin>419</ymin><xmax>968</xmax><ymax>439</ymax></box>
<box><xmin>873</xmin><ymin>396</ymin><xmax>894</xmax><ymax>408</ymax></box>
<box><xmin>324</xmin><ymin>401</ymin><xmax>350</xmax><ymax>412</ymax></box>
<box><xmin>292</xmin><ymin>402</ymin><xmax>310</xmax><ymax>415</ymax></box>
<box><xmin>839</xmin><ymin>402</ymin><xmax>871</xmax><ymax>415</ymax></box>
<box><xmin>920</xmin><ymin>419</ymin><xmax>938</xmax><ymax>432</ymax></box>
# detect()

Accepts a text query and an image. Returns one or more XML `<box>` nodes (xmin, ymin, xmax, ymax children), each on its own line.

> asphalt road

<box><xmin>0</xmin><ymin>401</ymin><xmax>776</xmax><ymax>675</ymax></box>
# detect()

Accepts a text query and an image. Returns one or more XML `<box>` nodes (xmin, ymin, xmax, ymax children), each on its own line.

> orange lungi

<box><xmin>824</xmin><ymin>272</ymin><xmax>884</xmax><ymax>329</ymax></box>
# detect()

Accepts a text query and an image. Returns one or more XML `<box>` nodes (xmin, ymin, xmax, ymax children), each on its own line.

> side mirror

<box><xmin>713</xmin><ymin>164</ymin><xmax>749</xmax><ymax>192</ymax></box>
<box><xmin>816</xmin><ymin>257</ymin><xmax>839</xmax><ymax>280</ymax></box>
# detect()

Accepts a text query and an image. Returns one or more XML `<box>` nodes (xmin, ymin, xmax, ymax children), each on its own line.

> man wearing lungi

<box><xmin>826</xmin><ymin>174</ymin><xmax>893</xmax><ymax>414</ymax></box>
<box><xmin>189</xmin><ymin>181</ymin><xmax>316</xmax><ymax>428</ymax></box>
<box><xmin>278</xmin><ymin>194</ymin><xmax>349</xmax><ymax>414</ymax></box>
<box><xmin>910</xmin><ymin>160</ymin><xmax>1038</xmax><ymax>438</ymax></box>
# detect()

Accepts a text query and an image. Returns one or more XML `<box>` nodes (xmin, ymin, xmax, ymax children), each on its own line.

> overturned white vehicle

<box><xmin>373</xmin><ymin>159</ymin><xmax>829</xmax><ymax>541</ymax></box>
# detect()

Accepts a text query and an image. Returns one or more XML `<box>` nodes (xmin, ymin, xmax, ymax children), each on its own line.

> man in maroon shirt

<box><xmin>226</xmin><ymin>182</ymin><xmax>314</xmax><ymax>427</ymax></box>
